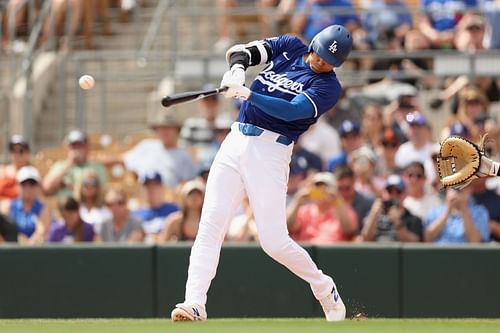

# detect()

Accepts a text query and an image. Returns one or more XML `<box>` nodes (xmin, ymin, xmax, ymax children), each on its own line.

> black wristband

<box><xmin>229</xmin><ymin>52</ymin><xmax>250</xmax><ymax>70</ymax></box>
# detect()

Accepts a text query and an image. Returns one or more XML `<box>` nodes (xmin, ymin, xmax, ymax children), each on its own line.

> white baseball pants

<box><xmin>184</xmin><ymin>123</ymin><xmax>335</xmax><ymax>307</ymax></box>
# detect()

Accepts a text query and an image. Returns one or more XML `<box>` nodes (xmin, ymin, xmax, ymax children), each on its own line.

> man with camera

<box><xmin>360</xmin><ymin>174</ymin><xmax>422</xmax><ymax>242</ymax></box>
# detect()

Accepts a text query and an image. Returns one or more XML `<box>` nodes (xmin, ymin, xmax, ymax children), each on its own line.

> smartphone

<box><xmin>383</xmin><ymin>199</ymin><xmax>399</xmax><ymax>213</ymax></box>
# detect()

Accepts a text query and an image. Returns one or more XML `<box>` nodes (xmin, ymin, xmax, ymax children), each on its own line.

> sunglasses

<box><xmin>82</xmin><ymin>178</ymin><xmax>99</xmax><ymax>187</ymax></box>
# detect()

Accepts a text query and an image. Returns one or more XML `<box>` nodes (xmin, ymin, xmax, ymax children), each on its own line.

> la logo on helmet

<box><xmin>328</xmin><ymin>41</ymin><xmax>337</xmax><ymax>54</ymax></box>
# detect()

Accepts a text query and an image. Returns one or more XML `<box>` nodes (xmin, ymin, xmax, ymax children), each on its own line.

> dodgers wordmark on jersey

<box><xmin>237</xmin><ymin>35</ymin><xmax>343</xmax><ymax>143</ymax></box>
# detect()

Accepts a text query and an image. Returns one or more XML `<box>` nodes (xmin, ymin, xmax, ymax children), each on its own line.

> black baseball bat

<box><xmin>161</xmin><ymin>86</ymin><xmax>228</xmax><ymax>108</ymax></box>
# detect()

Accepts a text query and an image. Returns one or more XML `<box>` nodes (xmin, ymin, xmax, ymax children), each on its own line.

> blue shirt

<box><xmin>9</xmin><ymin>198</ymin><xmax>44</xmax><ymax>237</ymax></box>
<box><xmin>132</xmin><ymin>203</ymin><xmax>178</xmax><ymax>234</ymax></box>
<box><xmin>421</xmin><ymin>0</ymin><xmax>477</xmax><ymax>32</ymax></box>
<box><xmin>297</xmin><ymin>0</ymin><xmax>359</xmax><ymax>42</ymax></box>
<box><xmin>237</xmin><ymin>35</ymin><xmax>343</xmax><ymax>142</ymax></box>
<box><xmin>425</xmin><ymin>199</ymin><xmax>490</xmax><ymax>243</ymax></box>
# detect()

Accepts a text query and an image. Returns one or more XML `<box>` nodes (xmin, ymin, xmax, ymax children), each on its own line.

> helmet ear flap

<box><xmin>308</xmin><ymin>35</ymin><xmax>318</xmax><ymax>53</ymax></box>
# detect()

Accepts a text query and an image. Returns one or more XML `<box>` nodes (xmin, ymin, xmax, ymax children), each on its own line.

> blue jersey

<box><xmin>237</xmin><ymin>35</ymin><xmax>343</xmax><ymax>142</ymax></box>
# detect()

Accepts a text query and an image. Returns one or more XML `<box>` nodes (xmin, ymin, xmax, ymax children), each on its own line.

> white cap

<box><xmin>312</xmin><ymin>172</ymin><xmax>336</xmax><ymax>188</ymax></box>
<box><xmin>180</xmin><ymin>180</ymin><xmax>205</xmax><ymax>197</ymax></box>
<box><xmin>16</xmin><ymin>166</ymin><xmax>41</xmax><ymax>183</ymax></box>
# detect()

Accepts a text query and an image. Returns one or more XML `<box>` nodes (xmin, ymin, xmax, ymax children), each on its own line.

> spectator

<box><xmin>43</xmin><ymin>129</ymin><xmax>107</xmax><ymax>199</ymax></box>
<box><xmin>180</xmin><ymin>85</ymin><xmax>222</xmax><ymax>155</ymax></box>
<box><xmin>226</xmin><ymin>196</ymin><xmax>258</xmax><ymax>241</ymax></box>
<box><xmin>334</xmin><ymin>166</ymin><xmax>374</xmax><ymax>232</ymax></box>
<box><xmin>361</xmin><ymin>0</ymin><xmax>413</xmax><ymax>49</ymax></box>
<box><xmin>131</xmin><ymin>171</ymin><xmax>178</xmax><ymax>243</ymax></box>
<box><xmin>0</xmin><ymin>212</ymin><xmax>17</xmax><ymax>243</ymax></box>
<box><xmin>440</xmin><ymin>86</ymin><xmax>489</xmax><ymax>141</ymax></box>
<box><xmin>481</xmin><ymin>0</ymin><xmax>500</xmax><ymax>49</ymax></box>
<box><xmin>327</xmin><ymin>119</ymin><xmax>364</xmax><ymax>172</ymax></box>
<box><xmin>73</xmin><ymin>168</ymin><xmax>111</xmax><ymax>230</ymax></box>
<box><xmin>286</xmin><ymin>155</ymin><xmax>308</xmax><ymax>205</ymax></box>
<box><xmin>470</xmin><ymin>177</ymin><xmax>500</xmax><ymax>242</ymax></box>
<box><xmin>48</xmin><ymin>196</ymin><xmax>95</xmax><ymax>243</ymax></box>
<box><xmin>0</xmin><ymin>134</ymin><xmax>31</xmax><ymax>201</ymax></box>
<box><xmin>376</xmin><ymin>127</ymin><xmax>401</xmax><ymax>178</ymax></box>
<box><xmin>454</xmin><ymin>12</ymin><xmax>487</xmax><ymax>51</ymax></box>
<box><xmin>348</xmin><ymin>146</ymin><xmax>383</xmax><ymax>198</ymax></box>
<box><xmin>360</xmin><ymin>102</ymin><xmax>385</xmax><ymax>151</ymax></box>
<box><xmin>402</xmin><ymin>161</ymin><xmax>441</xmax><ymax>221</ymax></box>
<box><xmin>299</xmin><ymin>117</ymin><xmax>341</xmax><ymax>167</ymax></box>
<box><xmin>214</xmin><ymin>0</ymin><xmax>281</xmax><ymax>52</ymax></box>
<box><xmin>287</xmin><ymin>172</ymin><xmax>358</xmax><ymax>244</ymax></box>
<box><xmin>394</xmin><ymin>112</ymin><xmax>436</xmax><ymax>182</ymax></box>
<box><xmin>122</xmin><ymin>112</ymin><xmax>196</xmax><ymax>188</ymax></box>
<box><xmin>158</xmin><ymin>180</ymin><xmax>205</xmax><ymax>242</ymax></box>
<box><xmin>96</xmin><ymin>187</ymin><xmax>144</xmax><ymax>243</ymax></box>
<box><xmin>290</xmin><ymin>0</ymin><xmax>360</xmax><ymax>43</ymax></box>
<box><xmin>424</xmin><ymin>186</ymin><xmax>490</xmax><ymax>243</ymax></box>
<box><xmin>1</xmin><ymin>166</ymin><xmax>50</xmax><ymax>244</ymax></box>
<box><xmin>418</xmin><ymin>0</ymin><xmax>476</xmax><ymax>49</ymax></box>
<box><xmin>361</xmin><ymin>174</ymin><xmax>423</xmax><ymax>242</ymax></box>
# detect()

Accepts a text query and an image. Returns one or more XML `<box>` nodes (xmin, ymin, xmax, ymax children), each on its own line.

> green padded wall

<box><xmin>401</xmin><ymin>244</ymin><xmax>500</xmax><ymax>318</ymax></box>
<box><xmin>315</xmin><ymin>244</ymin><xmax>401</xmax><ymax>318</ymax></box>
<box><xmin>156</xmin><ymin>243</ymin><xmax>315</xmax><ymax>318</ymax></box>
<box><xmin>0</xmin><ymin>245</ymin><xmax>154</xmax><ymax>318</ymax></box>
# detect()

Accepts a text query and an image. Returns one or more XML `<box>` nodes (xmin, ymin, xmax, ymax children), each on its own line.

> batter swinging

<box><xmin>171</xmin><ymin>25</ymin><xmax>353</xmax><ymax>322</ymax></box>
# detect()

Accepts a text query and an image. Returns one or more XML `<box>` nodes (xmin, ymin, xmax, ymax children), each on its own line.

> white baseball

<box><xmin>79</xmin><ymin>75</ymin><xmax>95</xmax><ymax>90</ymax></box>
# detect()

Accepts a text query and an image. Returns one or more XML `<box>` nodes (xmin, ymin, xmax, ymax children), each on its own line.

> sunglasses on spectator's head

<box><xmin>83</xmin><ymin>178</ymin><xmax>99</xmax><ymax>187</ymax></box>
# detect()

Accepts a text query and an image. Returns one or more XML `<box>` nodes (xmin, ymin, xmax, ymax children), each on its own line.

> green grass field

<box><xmin>1</xmin><ymin>318</ymin><xmax>499</xmax><ymax>333</ymax></box>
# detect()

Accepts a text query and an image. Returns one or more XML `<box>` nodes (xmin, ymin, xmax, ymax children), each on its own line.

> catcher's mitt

<box><xmin>437</xmin><ymin>135</ymin><xmax>499</xmax><ymax>189</ymax></box>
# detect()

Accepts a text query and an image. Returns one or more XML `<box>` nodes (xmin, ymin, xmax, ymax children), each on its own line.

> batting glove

<box><xmin>220</xmin><ymin>64</ymin><xmax>246</xmax><ymax>87</ymax></box>
<box><xmin>224</xmin><ymin>84</ymin><xmax>251</xmax><ymax>100</ymax></box>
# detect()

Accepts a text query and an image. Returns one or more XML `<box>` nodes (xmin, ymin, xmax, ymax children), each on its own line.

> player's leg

<box><xmin>172</xmin><ymin>132</ymin><xmax>246</xmax><ymax>321</ymax></box>
<box><xmin>242</xmin><ymin>139</ymin><xmax>345</xmax><ymax>321</ymax></box>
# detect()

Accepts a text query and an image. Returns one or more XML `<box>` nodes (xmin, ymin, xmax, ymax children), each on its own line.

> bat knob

<box><xmin>161</xmin><ymin>96</ymin><xmax>172</xmax><ymax>107</ymax></box>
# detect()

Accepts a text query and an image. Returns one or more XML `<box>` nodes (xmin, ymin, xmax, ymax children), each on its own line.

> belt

<box><xmin>238</xmin><ymin>123</ymin><xmax>293</xmax><ymax>146</ymax></box>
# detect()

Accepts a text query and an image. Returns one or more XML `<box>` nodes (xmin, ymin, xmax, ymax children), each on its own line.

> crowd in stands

<box><xmin>1</xmin><ymin>81</ymin><xmax>500</xmax><ymax>245</ymax></box>
<box><xmin>1</xmin><ymin>0</ymin><xmax>500</xmax><ymax>245</ymax></box>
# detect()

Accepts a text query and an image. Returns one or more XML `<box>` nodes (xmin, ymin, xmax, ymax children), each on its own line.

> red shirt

<box><xmin>291</xmin><ymin>203</ymin><xmax>358</xmax><ymax>244</ymax></box>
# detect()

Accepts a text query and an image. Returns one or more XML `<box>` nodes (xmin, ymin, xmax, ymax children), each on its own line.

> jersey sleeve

<box><xmin>264</xmin><ymin>35</ymin><xmax>308</xmax><ymax>61</ymax></box>
<box><xmin>302</xmin><ymin>77</ymin><xmax>343</xmax><ymax>117</ymax></box>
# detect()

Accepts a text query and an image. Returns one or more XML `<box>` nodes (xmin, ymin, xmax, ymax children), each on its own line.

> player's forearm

<box><xmin>248</xmin><ymin>92</ymin><xmax>315</xmax><ymax>121</ymax></box>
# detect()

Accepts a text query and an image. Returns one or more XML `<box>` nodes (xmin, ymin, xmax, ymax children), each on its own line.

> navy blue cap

<box><xmin>385</xmin><ymin>174</ymin><xmax>405</xmax><ymax>192</ymax></box>
<box><xmin>339</xmin><ymin>120</ymin><xmax>360</xmax><ymax>136</ymax></box>
<box><xmin>139</xmin><ymin>171</ymin><xmax>163</xmax><ymax>185</ymax></box>
<box><xmin>449</xmin><ymin>122</ymin><xmax>470</xmax><ymax>137</ymax></box>
<box><xmin>405</xmin><ymin>112</ymin><xmax>427</xmax><ymax>126</ymax></box>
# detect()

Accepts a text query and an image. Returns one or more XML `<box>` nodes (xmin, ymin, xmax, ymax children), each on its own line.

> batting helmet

<box><xmin>308</xmin><ymin>25</ymin><xmax>353</xmax><ymax>67</ymax></box>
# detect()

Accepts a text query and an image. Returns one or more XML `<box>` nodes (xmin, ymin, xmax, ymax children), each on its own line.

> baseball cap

<box><xmin>67</xmin><ymin>129</ymin><xmax>88</xmax><ymax>144</ymax></box>
<box><xmin>149</xmin><ymin>112</ymin><xmax>181</xmax><ymax>129</ymax></box>
<box><xmin>405</xmin><ymin>112</ymin><xmax>426</xmax><ymax>126</ymax></box>
<box><xmin>339</xmin><ymin>120</ymin><xmax>360</xmax><ymax>137</ymax></box>
<box><xmin>449</xmin><ymin>122</ymin><xmax>470</xmax><ymax>137</ymax></box>
<box><xmin>8</xmin><ymin>134</ymin><xmax>29</xmax><ymax>151</ymax></box>
<box><xmin>385</xmin><ymin>174</ymin><xmax>405</xmax><ymax>192</ymax></box>
<box><xmin>290</xmin><ymin>156</ymin><xmax>308</xmax><ymax>176</ymax></box>
<box><xmin>313</xmin><ymin>172</ymin><xmax>336</xmax><ymax>188</ymax></box>
<box><xmin>16</xmin><ymin>166</ymin><xmax>41</xmax><ymax>184</ymax></box>
<box><xmin>180</xmin><ymin>180</ymin><xmax>205</xmax><ymax>197</ymax></box>
<box><xmin>139</xmin><ymin>171</ymin><xmax>163</xmax><ymax>185</ymax></box>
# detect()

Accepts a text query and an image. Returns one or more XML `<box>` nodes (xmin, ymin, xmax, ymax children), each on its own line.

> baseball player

<box><xmin>171</xmin><ymin>25</ymin><xmax>353</xmax><ymax>322</ymax></box>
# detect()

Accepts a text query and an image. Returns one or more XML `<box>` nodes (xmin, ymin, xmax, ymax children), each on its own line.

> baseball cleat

<box><xmin>319</xmin><ymin>287</ymin><xmax>346</xmax><ymax>322</ymax></box>
<box><xmin>171</xmin><ymin>303</ymin><xmax>207</xmax><ymax>322</ymax></box>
